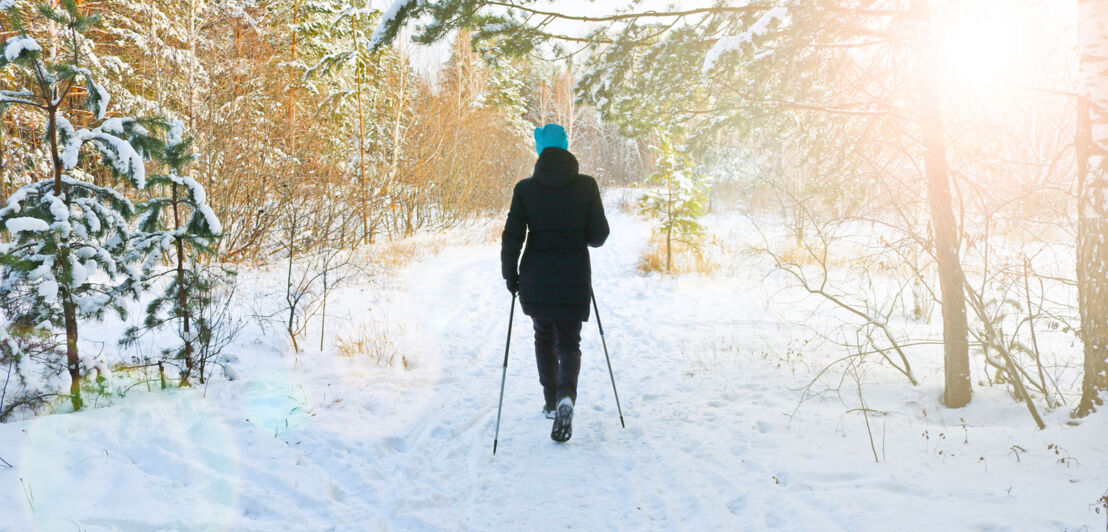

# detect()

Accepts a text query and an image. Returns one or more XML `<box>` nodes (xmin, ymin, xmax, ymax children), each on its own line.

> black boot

<box><xmin>551</xmin><ymin>397</ymin><xmax>573</xmax><ymax>442</ymax></box>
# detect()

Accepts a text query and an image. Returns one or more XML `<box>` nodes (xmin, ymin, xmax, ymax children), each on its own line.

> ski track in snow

<box><xmin>1</xmin><ymin>206</ymin><xmax>1106</xmax><ymax>531</ymax></box>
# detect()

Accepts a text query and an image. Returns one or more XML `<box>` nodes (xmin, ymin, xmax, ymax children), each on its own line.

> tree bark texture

<box><xmin>1076</xmin><ymin>0</ymin><xmax>1108</xmax><ymax>416</ymax></box>
<box><xmin>915</xmin><ymin>0</ymin><xmax>971</xmax><ymax>408</ymax></box>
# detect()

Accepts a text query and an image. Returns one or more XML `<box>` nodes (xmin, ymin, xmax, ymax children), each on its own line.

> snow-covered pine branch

<box><xmin>57</xmin><ymin>116</ymin><xmax>151</xmax><ymax>188</ymax></box>
<box><xmin>370</xmin><ymin>0</ymin><xmax>418</xmax><ymax>51</ymax></box>
<box><xmin>0</xmin><ymin>3</ymin><xmax>156</xmax><ymax>411</ymax></box>
<box><xmin>702</xmin><ymin>6</ymin><xmax>787</xmax><ymax>73</ymax></box>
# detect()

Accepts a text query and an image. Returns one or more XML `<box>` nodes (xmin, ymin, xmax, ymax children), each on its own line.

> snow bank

<box><xmin>0</xmin><ymin>206</ymin><xmax>1104</xmax><ymax>530</ymax></box>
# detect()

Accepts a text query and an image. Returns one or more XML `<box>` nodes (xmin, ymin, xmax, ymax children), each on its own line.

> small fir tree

<box><xmin>122</xmin><ymin>120</ymin><xmax>224</xmax><ymax>386</ymax></box>
<box><xmin>639</xmin><ymin>128</ymin><xmax>710</xmax><ymax>272</ymax></box>
<box><xmin>0</xmin><ymin>1</ymin><xmax>157</xmax><ymax>410</ymax></box>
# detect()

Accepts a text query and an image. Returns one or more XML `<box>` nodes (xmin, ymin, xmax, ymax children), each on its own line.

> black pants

<box><xmin>532</xmin><ymin>318</ymin><xmax>582</xmax><ymax>406</ymax></box>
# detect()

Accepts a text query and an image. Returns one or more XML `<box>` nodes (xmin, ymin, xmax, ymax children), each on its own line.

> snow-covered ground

<box><xmin>1</xmin><ymin>201</ymin><xmax>1106</xmax><ymax>531</ymax></box>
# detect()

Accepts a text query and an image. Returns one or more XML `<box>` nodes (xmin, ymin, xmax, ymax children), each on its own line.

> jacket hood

<box><xmin>533</xmin><ymin>147</ymin><xmax>579</xmax><ymax>188</ymax></box>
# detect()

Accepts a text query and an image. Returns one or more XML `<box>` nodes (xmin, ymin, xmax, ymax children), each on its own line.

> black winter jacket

<box><xmin>501</xmin><ymin>148</ymin><xmax>609</xmax><ymax>322</ymax></box>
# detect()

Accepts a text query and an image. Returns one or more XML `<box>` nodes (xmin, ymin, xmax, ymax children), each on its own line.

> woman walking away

<box><xmin>501</xmin><ymin>123</ymin><xmax>610</xmax><ymax>443</ymax></box>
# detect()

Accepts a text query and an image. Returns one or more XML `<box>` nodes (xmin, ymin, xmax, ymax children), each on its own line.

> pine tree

<box><xmin>91</xmin><ymin>1</ymin><xmax>197</xmax><ymax>119</ymax></box>
<box><xmin>485</xmin><ymin>55</ymin><xmax>530</xmax><ymax>138</ymax></box>
<box><xmin>639</xmin><ymin>128</ymin><xmax>709</xmax><ymax>272</ymax></box>
<box><xmin>1075</xmin><ymin>0</ymin><xmax>1108</xmax><ymax>417</ymax></box>
<box><xmin>0</xmin><ymin>1</ymin><xmax>156</xmax><ymax>410</ymax></box>
<box><xmin>297</xmin><ymin>1</ymin><xmax>404</xmax><ymax>243</ymax></box>
<box><xmin>122</xmin><ymin>120</ymin><xmax>224</xmax><ymax>387</ymax></box>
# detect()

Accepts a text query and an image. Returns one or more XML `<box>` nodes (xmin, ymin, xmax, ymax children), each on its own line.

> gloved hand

<box><xmin>506</xmin><ymin>276</ymin><xmax>519</xmax><ymax>295</ymax></box>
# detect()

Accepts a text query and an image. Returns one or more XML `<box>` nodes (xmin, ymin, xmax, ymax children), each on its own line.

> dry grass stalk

<box><xmin>637</xmin><ymin>235</ymin><xmax>717</xmax><ymax>274</ymax></box>
<box><xmin>335</xmin><ymin>322</ymin><xmax>408</xmax><ymax>369</ymax></box>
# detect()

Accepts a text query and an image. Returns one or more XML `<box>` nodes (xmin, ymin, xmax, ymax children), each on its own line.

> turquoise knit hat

<box><xmin>534</xmin><ymin>123</ymin><xmax>569</xmax><ymax>155</ymax></box>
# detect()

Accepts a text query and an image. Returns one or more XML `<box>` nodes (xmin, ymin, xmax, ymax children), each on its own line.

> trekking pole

<box><xmin>591</xmin><ymin>289</ymin><xmax>625</xmax><ymax>428</ymax></box>
<box><xmin>493</xmin><ymin>293</ymin><xmax>517</xmax><ymax>455</ymax></box>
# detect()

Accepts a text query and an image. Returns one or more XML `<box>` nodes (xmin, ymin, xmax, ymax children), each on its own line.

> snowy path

<box><xmin>1</xmin><ymin>209</ymin><xmax>1106</xmax><ymax>531</ymax></box>
<box><xmin>369</xmin><ymin>216</ymin><xmax>777</xmax><ymax>530</ymax></box>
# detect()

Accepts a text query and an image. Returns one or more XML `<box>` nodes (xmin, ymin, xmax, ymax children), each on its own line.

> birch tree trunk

<box><xmin>1076</xmin><ymin>0</ymin><xmax>1108</xmax><ymax>417</ymax></box>
<box><xmin>554</xmin><ymin>70</ymin><xmax>575</xmax><ymax>146</ymax></box>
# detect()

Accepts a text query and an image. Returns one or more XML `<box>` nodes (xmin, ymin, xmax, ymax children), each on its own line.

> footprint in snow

<box><xmin>382</xmin><ymin>436</ymin><xmax>408</xmax><ymax>453</ymax></box>
<box><xmin>429</xmin><ymin>425</ymin><xmax>453</xmax><ymax>440</ymax></box>
<box><xmin>727</xmin><ymin>495</ymin><xmax>747</xmax><ymax>516</ymax></box>
<box><xmin>328</xmin><ymin>480</ymin><xmax>346</xmax><ymax>502</ymax></box>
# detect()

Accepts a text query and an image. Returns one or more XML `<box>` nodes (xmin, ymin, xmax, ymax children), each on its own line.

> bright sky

<box><xmin>376</xmin><ymin>0</ymin><xmax>712</xmax><ymax>77</ymax></box>
<box><xmin>934</xmin><ymin>0</ymin><xmax>1076</xmax><ymax>94</ymax></box>
<box><xmin>383</xmin><ymin>0</ymin><xmax>1078</xmax><ymax>96</ymax></box>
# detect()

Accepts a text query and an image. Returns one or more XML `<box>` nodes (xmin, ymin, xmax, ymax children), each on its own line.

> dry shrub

<box><xmin>376</xmin><ymin>240</ymin><xmax>422</xmax><ymax>271</ymax></box>
<box><xmin>484</xmin><ymin>222</ymin><xmax>504</xmax><ymax>244</ymax></box>
<box><xmin>777</xmin><ymin>243</ymin><xmax>827</xmax><ymax>267</ymax></box>
<box><xmin>773</xmin><ymin>239</ymin><xmax>876</xmax><ymax>271</ymax></box>
<box><xmin>688</xmin><ymin>247</ymin><xmax>718</xmax><ymax>274</ymax></box>
<box><xmin>637</xmin><ymin>234</ymin><xmax>718</xmax><ymax>274</ymax></box>
<box><xmin>335</xmin><ymin>321</ymin><xmax>408</xmax><ymax>369</ymax></box>
<box><xmin>638</xmin><ymin>246</ymin><xmax>666</xmax><ymax>273</ymax></box>
<box><xmin>426</xmin><ymin>238</ymin><xmax>446</xmax><ymax>256</ymax></box>
<box><xmin>617</xmin><ymin>194</ymin><xmax>639</xmax><ymax>215</ymax></box>
<box><xmin>370</xmin><ymin>237</ymin><xmax>446</xmax><ymax>272</ymax></box>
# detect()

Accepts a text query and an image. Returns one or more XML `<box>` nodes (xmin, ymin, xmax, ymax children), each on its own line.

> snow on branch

<box><xmin>85</xmin><ymin>77</ymin><xmax>110</xmax><ymax>120</ymax></box>
<box><xmin>58</xmin><ymin>118</ymin><xmax>148</xmax><ymax>188</ymax></box>
<box><xmin>4</xmin><ymin>217</ymin><xmax>49</xmax><ymax>234</ymax></box>
<box><xmin>191</xmin><ymin>202</ymin><xmax>223</xmax><ymax>236</ymax></box>
<box><xmin>0</xmin><ymin>90</ymin><xmax>38</xmax><ymax>108</ymax></box>
<box><xmin>62</xmin><ymin>175</ymin><xmax>133</xmax><ymax>209</ymax></box>
<box><xmin>371</xmin><ymin>0</ymin><xmax>417</xmax><ymax>50</ymax></box>
<box><xmin>702</xmin><ymin>6</ymin><xmax>787</xmax><ymax>73</ymax></box>
<box><xmin>3</xmin><ymin>35</ymin><xmax>40</xmax><ymax>63</ymax></box>
<box><xmin>89</xmin><ymin>130</ymin><xmax>146</xmax><ymax>188</ymax></box>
